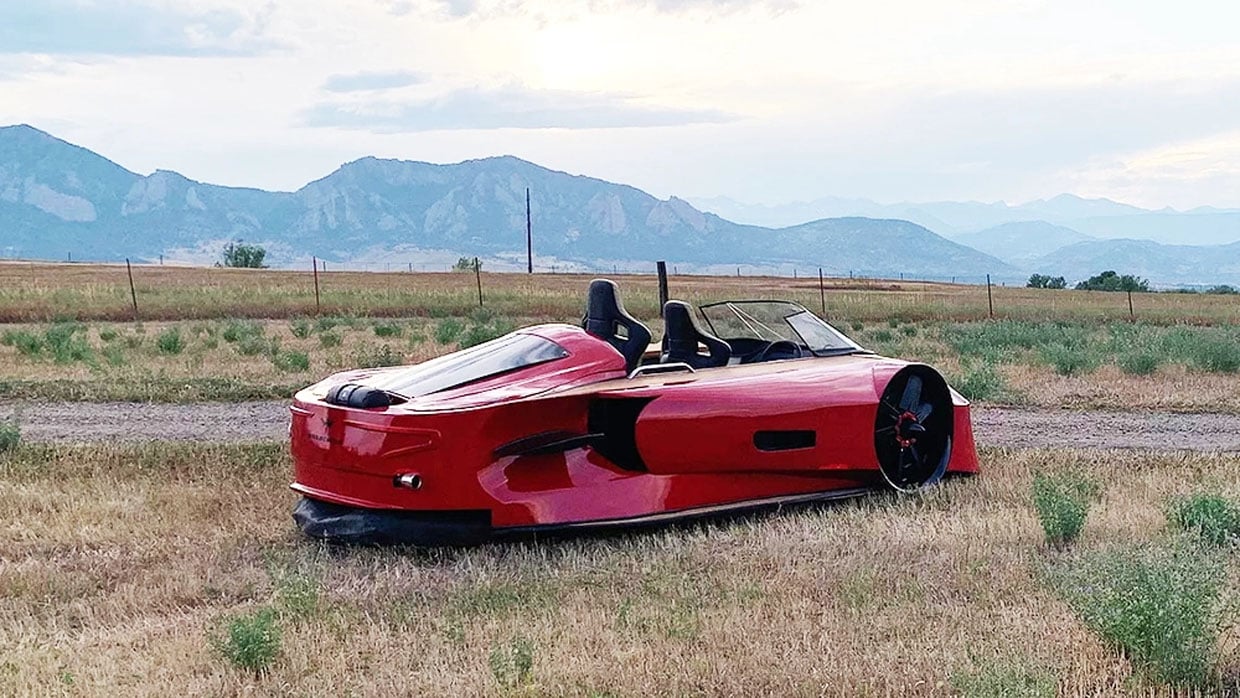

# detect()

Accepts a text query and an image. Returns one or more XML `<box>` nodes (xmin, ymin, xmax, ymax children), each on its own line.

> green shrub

<box><xmin>275</xmin><ymin>574</ymin><xmax>320</xmax><ymax>621</ymax></box>
<box><xmin>156</xmin><ymin>327</ymin><xmax>184</xmax><ymax>355</ymax></box>
<box><xmin>1031</xmin><ymin>471</ymin><xmax>1097</xmax><ymax>548</ymax></box>
<box><xmin>235</xmin><ymin>336</ymin><xmax>273</xmax><ymax>357</ymax></box>
<box><xmin>950</xmin><ymin>658</ymin><xmax>1056</xmax><ymax>698</ymax></box>
<box><xmin>1049</xmin><ymin>545</ymin><xmax>1225</xmax><ymax>687</ymax></box>
<box><xmin>1188</xmin><ymin>336</ymin><xmax>1240</xmax><ymax>374</ymax></box>
<box><xmin>315</xmin><ymin>316</ymin><xmax>341</xmax><ymax>333</ymax></box>
<box><xmin>488</xmin><ymin>636</ymin><xmax>534</xmax><ymax>690</ymax></box>
<box><xmin>942</xmin><ymin>321</ymin><xmax>1090</xmax><ymax>361</ymax></box>
<box><xmin>222</xmin><ymin>320</ymin><xmax>264</xmax><ymax>344</ymax></box>
<box><xmin>98</xmin><ymin>328</ymin><xmax>119</xmax><ymax>342</ymax></box>
<box><xmin>272</xmin><ymin>351</ymin><xmax>310</xmax><ymax>373</ymax></box>
<box><xmin>318</xmin><ymin>331</ymin><xmax>342</xmax><ymax>349</ymax></box>
<box><xmin>1039</xmin><ymin>344</ymin><xmax>1098</xmax><ymax>377</ymax></box>
<box><xmin>850</xmin><ymin>321</ymin><xmax>864</xmax><ymax>332</ymax></box>
<box><xmin>952</xmin><ymin>361</ymin><xmax>1006</xmax><ymax>401</ymax></box>
<box><xmin>0</xmin><ymin>420</ymin><xmax>19</xmax><ymax>453</ymax></box>
<box><xmin>353</xmin><ymin>344</ymin><xmax>404</xmax><ymax>369</ymax></box>
<box><xmin>1118</xmin><ymin>350</ymin><xmax>1161</xmax><ymax>376</ymax></box>
<box><xmin>470</xmin><ymin>306</ymin><xmax>496</xmax><ymax>325</ymax></box>
<box><xmin>887</xmin><ymin>318</ymin><xmax>900</xmax><ymax>328</ymax></box>
<box><xmin>210</xmin><ymin>607</ymin><xmax>281</xmax><ymax>673</ymax></box>
<box><xmin>289</xmin><ymin>318</ymin><xmax>313</xmax><ymax>339</ymax></box>
<box><xmin>435</xmin><ymin>318</ymin><xmax>465</xmax><ymax>345</ymax></box>
<box><xmin>102</xmin><ymin>344</ymin><xmax>127</xmax><ymax>367</ymax></box>
<box><xmin>871</xmin><ymin>329</ymin><xmax>894</xmax><ymax>343</ymax></box>
<box><xmin>899</xmin><ymin>324</ymin><xmax>918</xmax><ymax>337</ymax></box>
<box><xmin>372</xmin><ymin>321</ymin><xmax>403</xmax><ymax>338</ymax></box>
<box><xmin>1170</xmin><ymin>494</ymin><xmax>1240</xmax><ymax>546</ymax></box>
<box><xmin>44</xmin><ymin>323</ymin><xmax>92</xmax><ymax>364</ymax></box>
<box><xmin>2</xmin><ymin>330</ymin><xmax>44</xmax><ymax>357</ymax></box>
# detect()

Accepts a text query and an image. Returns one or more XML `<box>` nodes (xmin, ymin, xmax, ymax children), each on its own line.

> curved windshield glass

<box><xmin>368</xmin><ymin>333</ymin><xmax>568</xmax><ymax>398</ymax></box>
<box><xmin>699</xmin><ymin>301</ymin><xmax>863</xmax><ymax>355</ymax></box>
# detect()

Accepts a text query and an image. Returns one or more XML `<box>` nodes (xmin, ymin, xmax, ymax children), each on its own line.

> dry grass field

<box><xmin>2</xmin><ymin>442</ymin><xmax>1238</xmax><ymax>696</ymax></box>
<box><xmin>1</xmin><ymin>260</ymin><xmax>1238</xmax><ymax>325</ymax></box>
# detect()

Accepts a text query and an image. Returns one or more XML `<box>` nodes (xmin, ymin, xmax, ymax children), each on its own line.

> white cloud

<box><xmin>304</xmin><ymin>84</ymin><xmax>736</xmax><ymax>131</ymax></box>
<box><xmin>322</xmin><ymin>70</ymin><xmax>427</xmax><ymax>92</ymax></box>
<box><xmin>4</xmin><ymin>0</ymin><xmax>1240</xmax><ymax>208</ymax></box>
<box><xmin>0</xmin><ymin>1</ymin><xmax>280</xmax><ymax>56</ymax></box>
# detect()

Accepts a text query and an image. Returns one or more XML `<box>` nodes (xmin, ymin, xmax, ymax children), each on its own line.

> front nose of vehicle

<box><xmin>289</xmin><ymin>395</ymin><xmax>451</xmax><ymax>510</ymax></box>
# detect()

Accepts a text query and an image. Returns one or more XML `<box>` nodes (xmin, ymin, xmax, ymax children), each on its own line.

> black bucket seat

<box><xmin>583</xmin><ymin>279</ymin><xmax>652</xmax><ymax>373</ymax></box>
<box><xmin>660</xmin><ymin>300</ymin><xmax>731</xmax><ymax>369</ymax></box>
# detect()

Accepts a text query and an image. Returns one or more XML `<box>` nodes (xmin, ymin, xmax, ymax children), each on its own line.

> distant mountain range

<box><xmin>955</xmin><ymin>221</ymin><xmax>1096</xmax><ymax>267</ymax></box>
<box><xmin>0</xmin><ymin>124</ymin><xmax>1009</xmax><ymax>279</ymax></box>
<box><xmin>3</xmin><ymin>123</ymin><xmax>1239</xmax><ymax>285</ymax></box>
<box><xmin>689</xmin><ymin>193</ymin><xmax>1240</xmax><ymax>285</ymax></box>
<box><xmin>688</xmin><ymin>194</ymin><xmax>1240</xmax><ymax>246</ymax></box>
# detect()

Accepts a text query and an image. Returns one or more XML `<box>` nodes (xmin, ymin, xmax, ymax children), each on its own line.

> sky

<box><xmin>2</xmin><ymin>0</ymin><xmax>1239</xmax><ymax>209</ymax></box>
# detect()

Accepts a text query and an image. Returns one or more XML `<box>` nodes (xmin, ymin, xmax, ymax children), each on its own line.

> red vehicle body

<box><xmin>289</xmin><ymin>280</ymin><xmax>979</xmax><ymax>544</ymax></box>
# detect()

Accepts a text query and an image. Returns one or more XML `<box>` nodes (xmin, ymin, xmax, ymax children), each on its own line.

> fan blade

<box><xmin>880</xmin><ymin>399</ymin><xmax>903</xmax><ymax>419</ymax></box>
<box><xmin>899</xmin><ymin>375</ymin><xmax>922</xmax><ymax>412</ymax></box>
<box><xmin>915</xmin><ymin>401</ymin><xmax>933</xmax><ymax>422</ymax></box>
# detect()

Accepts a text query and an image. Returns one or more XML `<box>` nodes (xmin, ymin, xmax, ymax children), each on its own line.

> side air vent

<box><xmin>325</xmin><ymin>383</ymin><xmax>405</xmax><ymax>409</ymax></box>
<box><xmin>753</xmin><ymin>430</ymin><xmax>816</xmax><ymax>452</ymax></box>
<box><xmin>586</xmin><ymin>398</ymin><xmax>653</xmax><ymax>472</ymax></box>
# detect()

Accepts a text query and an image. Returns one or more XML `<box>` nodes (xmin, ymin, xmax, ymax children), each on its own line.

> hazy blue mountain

<box><xmin>956</xmin><ymin>221</ymin><xmax>1094</xmax><ymax>266</ymax></box>
<box><xmin>1060</xmin><ymin>212</ymin><xmax>1240</xmax><ymax>246</ymax></box>
<box><xmin>0</xmin><ymin>124</ymin><xmax>1012</xmax><ymax>279</ymax></box>
<box><xmin>773</xmin><ymin>218</ymin><xmax>1010</xmax><ymax>279</ymax></box>
<box><xmin>1031</xmin><ymin>238</ymin><xmax>1240</xmax><ymax>286</ymax></box>
<box><xmin>689</xmin><ymin>193</ymin><xmax>1240</xmax><ymax>246</ymax></box>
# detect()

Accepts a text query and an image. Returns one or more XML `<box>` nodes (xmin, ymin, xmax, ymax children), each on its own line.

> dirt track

<box><xmin>2</xmin><ymin>401</ymin><xmax>1238</xmax><ymax>452</ymax></box>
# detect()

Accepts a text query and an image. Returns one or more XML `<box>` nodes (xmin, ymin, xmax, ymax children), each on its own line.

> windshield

<box><xmin>367</xmin><ymin>332</ymin><xmax>568</xmax><ymax>398</ymax></box>
<box><xmin>699</xmin><ymin>301</ymin><xmax>863</xmax><ymax>355</ymax></box>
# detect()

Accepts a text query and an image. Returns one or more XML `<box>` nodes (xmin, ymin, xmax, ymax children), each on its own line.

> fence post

<box><xmin>986</xmin><ymin>274</ymin><xmax>994</xmax><ymax>319</ymax></box>
<box><xmin>656</xmin><ymin>261</ymin><xmax>669</xmax><ymax>316</ymax></box>
<box><xmin>818</xmin><ymin>267</ymin><xmax>826</xmax><ymax>316</ymax></box>
<box><xmin>1127</xmin><ymin>289</ymin><xmax>1134</xmax><ymax>320</ymax></box>
<box><xmin>125</xmin><ymin>258</ymin><xmax>139</xmax><ymax>321</ymax></box>
<box><xmin>312</xmin><ymin>256</ymin><xmax>321</xmax><ymax>315</ymax></box>
<box><xmin>475</xmin><ymin>257</ymin><xmax>483</xmax><ymax>307</ymax></box>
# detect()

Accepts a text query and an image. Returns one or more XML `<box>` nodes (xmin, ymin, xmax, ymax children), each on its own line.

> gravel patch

<box><xmin>1</xmin><ymin>402</ymin><xmax>1238</xmax><ymax>452</ymax></box>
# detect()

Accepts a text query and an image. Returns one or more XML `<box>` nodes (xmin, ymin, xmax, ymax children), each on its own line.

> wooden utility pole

<box><xmin>475</xmin><ymin>257</ymin><xmax>484</xmax><ymax>306</ymax></box>
<box><xmin>125</xmin><ymin>258</ymin><xmax>139</xmax><ymax>321</ymax></box>
<box><xmin>656</xmin><ymin>261</ymin><xmax>669</xmax><ymax>315</ymax></box>
<box><xmin>525</xmin><ymin>188</ymin><xmax>533</xmax><ymax>274</ymax></box>
<box><xmin>312</xmin><ymin>256</ymin><xmax>321</xmax><ymax>315</ymax></box>
<box><xmin>986</xmin><ymin>274</ymin><xmax>994</xmax><ymax>319</ymax></box>
<box><xmin>818</xmin><ymin>268</ymin><xmax>826</xmax><ymax>315</ymax></box>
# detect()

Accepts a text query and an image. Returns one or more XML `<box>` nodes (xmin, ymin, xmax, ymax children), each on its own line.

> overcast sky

<box><xmin>2</xmin><ymin>0</ymin><xmax>1239</xmax><ymax>209</ymax></box>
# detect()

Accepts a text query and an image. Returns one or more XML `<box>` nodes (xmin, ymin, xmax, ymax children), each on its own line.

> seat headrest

<box><xmin>582</xmin><ymin>278</ymin><xmax>652</xmax><ymax>373</ymax></box>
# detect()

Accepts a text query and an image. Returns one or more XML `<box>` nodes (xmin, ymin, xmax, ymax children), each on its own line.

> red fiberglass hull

<box><xmin>289</xmin><ymin>324</ymin><xmax>979</xmax><ymax>544</ymax></box>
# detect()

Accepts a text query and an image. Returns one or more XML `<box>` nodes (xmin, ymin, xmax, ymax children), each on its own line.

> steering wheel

<box><xmin>756</xmin><ymin>340</ymin><xmax>805</xmax><ymax>363</ymax></box>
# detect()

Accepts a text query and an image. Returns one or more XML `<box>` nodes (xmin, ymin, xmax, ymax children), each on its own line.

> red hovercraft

<box><xmin>290</xmin><ymin>279</ymin><xmax>979</xmax><ymax>544</ymax></box>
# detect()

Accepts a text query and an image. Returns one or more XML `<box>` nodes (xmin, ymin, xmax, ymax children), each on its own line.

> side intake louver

<box><xmin>753</xmin><ymin>430</ymin><xmax>816</xmax><ymax>452</ymax></box>
<box><xmin>325</xmin><ymin>383</ymin><xmax>405</xmax><ymax>409</ymax></box>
